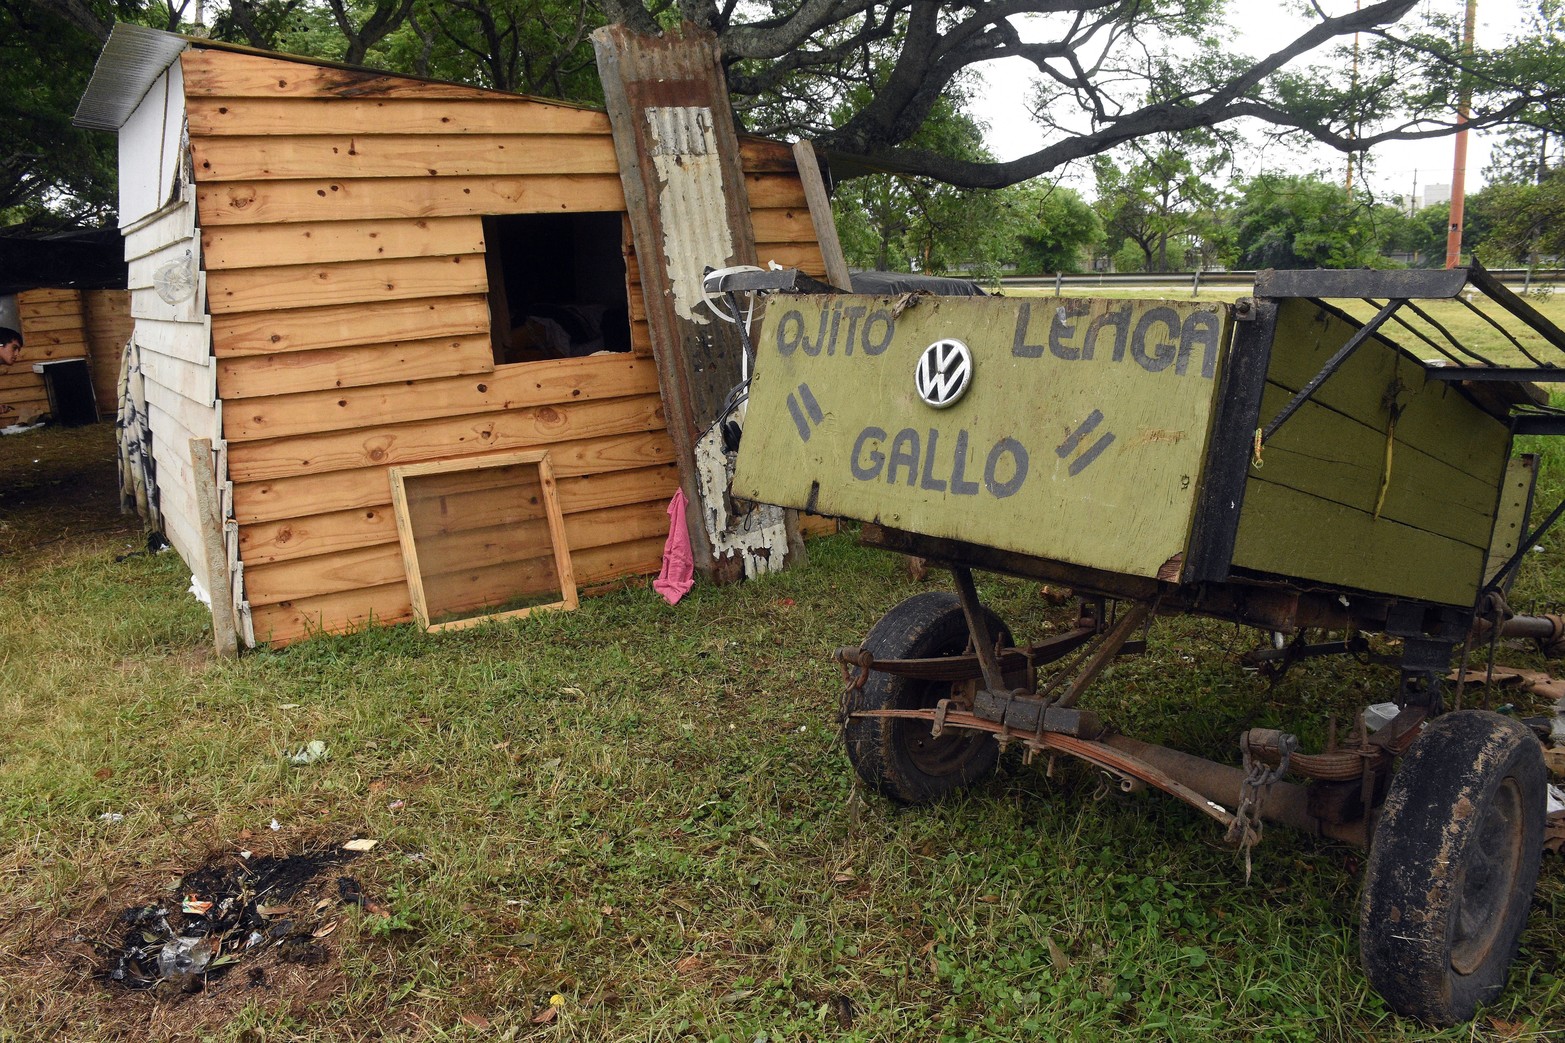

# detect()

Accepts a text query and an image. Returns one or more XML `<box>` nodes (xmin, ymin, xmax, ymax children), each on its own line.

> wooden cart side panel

<box><xmin>1232</xmin><ymin>299</ymin><xmax>1510</xmax><ymax>606</ymax></box>
<box><xmin>1484</xmin><ymin>455</ymin><xmax>1538</xmax><ymax>589</ymax></box>
<box><xmin>733</xmin><ymin>295</ymin><xmax>1229</xmax><ymax>580</ymax></box>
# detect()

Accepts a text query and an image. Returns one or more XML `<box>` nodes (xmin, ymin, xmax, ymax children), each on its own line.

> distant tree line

<box><xmin>832</xmin><ymin>120</ymin><xmax>1565</xmax><ymax>279</ymax></box>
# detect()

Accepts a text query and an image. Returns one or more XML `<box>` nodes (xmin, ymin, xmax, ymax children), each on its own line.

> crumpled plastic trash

<box><xmin>158</xmin><ymin>934</ymin><xmax>212</xmax><ymax>988</ymax></box>
<box><xmin>1362</xmin><ymin>702</ymin><xmax>1402</xmax><ymax>732</ymax></box>
<box><xmin>289</xmin><ymin>740</ymin><xmax>329</xmax><ymax>766</ymax></box>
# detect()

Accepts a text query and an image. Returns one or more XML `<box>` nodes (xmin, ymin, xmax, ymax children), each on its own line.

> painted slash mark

<box><xmin>787</xmin><ymin>383</ymin><xmax>825</xmax><ymax>442</ymax></box>
<box><xmin>1056</xmin><ymin>409</ymin><xmax>1115</xmax><ymax>476</ymax></box>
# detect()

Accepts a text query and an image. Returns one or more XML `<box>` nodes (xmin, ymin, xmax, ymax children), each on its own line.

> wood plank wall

<box><xmin>4</xmin><ymin>289</ymin><xmax>88</xmax><ymax>423</ymax></box>
<box><xmin>85</xmin><ymin>289</ymin><xmax>134</xmax><ymax>415</ymax></box>
<box><xmin>1</xmin><ymin>289</ymin><xmax>131</xmax><ymax>422</ymax></box>
<box><xmin>179</xmin><ymin>46</ymin><xmax>826</xmax><ymax>645</ymax></box>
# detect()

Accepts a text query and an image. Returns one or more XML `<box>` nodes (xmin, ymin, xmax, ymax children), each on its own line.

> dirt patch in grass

<box><xmin>0</xmin><ymin>423</ymin><xmax>138</xmax><ymax>560</ymax></box>
<box><xmin>3</xmin><ymin>839</ymin><xmax>383</xmax><ymax>1039</ymax></box>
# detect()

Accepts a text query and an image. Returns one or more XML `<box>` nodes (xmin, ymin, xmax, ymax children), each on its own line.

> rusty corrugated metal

<box><xmin>594</xmin><ymin>25</ymin><xmax>793</xmax><ymax>584</ymax></box>
<box><xmin>643</xmin><ymin>105</ymin><xmax>736</xmax><ymax>325</ymax></box>
<box><xmin>74</xmin><ymin>23</ymin><xmax>189</xmax><ymax>131</ymax></box>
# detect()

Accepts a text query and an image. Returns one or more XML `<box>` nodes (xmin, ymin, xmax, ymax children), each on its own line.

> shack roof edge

<box><xmin>73</xmin><ymin>22</ymin><xmax>636</xmax><ymax>133</ymax></box>
<box><xmin>73</xmin><ymin>23</ymin><xmax>190</xmax><ymax>131</ymax></box>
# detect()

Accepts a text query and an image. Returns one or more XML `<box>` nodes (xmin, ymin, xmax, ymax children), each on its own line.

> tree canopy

<box><xmin>12</xmin><ymin>0</ymin><xmax>1565</xmax><ymax>247</ymax></box>
<box><xmin>31</xmin><ymin>2</ymin><xmax>1565</xmax><ymax>172</ymax></box>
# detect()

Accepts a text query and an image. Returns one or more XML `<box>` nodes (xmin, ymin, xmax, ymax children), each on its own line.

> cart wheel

<box><xmin>1359</xmin><ymin>710</ymin><xmax>1545</xmax><ymax>1025</ymax></box>
<box><xmin>844</xmin><ymin>591</ymin><xmax>1011</xmax><ymax>805</ymax></box>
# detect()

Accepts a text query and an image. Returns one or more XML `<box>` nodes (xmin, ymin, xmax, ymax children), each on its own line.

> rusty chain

<box><xmin>835</xmin><ymin>645</ymin><xmax>873</xmax><ymax>730</ymax></box>
<box><xmin>1224</xmin><ymin>732</ymin><xmax>1298</xmax><ymax>883</ymax></box>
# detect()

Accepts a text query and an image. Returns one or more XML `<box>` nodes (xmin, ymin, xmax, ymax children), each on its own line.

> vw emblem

<box><xmin>914</xmin><ymin>339</ymin><xmax>973</xmax><ymax>408</ymax></box>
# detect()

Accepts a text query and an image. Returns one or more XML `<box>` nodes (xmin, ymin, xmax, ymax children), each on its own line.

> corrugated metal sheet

<box><xmin>73</xmin><ymin>23</ymin><xmax>189</xmax><ymax>131</ymax></box>
<box><xmin>645</xmin><ymin>106</ymin><xmax>736</xmax><ymax>324</ymax></box>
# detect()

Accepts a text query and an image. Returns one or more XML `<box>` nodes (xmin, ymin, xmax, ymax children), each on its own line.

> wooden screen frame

<box><xmin>389</xmin><ymin>449</ymin><xmax>579</xmax><ymax>633</ymax></box>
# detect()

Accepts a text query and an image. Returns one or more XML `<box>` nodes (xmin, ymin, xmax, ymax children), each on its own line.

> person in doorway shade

<box><xmin>0</xmin><ymin>327</ymin><xmax>21</xmax><ymax>417</ymax></box>
<box><xmin>0</xmin><ymin>327</ymin><xmax>20</xmax><ymax>367</ymax></box>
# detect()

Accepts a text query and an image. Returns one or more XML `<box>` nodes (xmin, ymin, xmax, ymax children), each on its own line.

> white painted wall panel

<box><xmin>119</xmin><ymin>72</ymin><xmax>171</xmax><ymax>228</ymax></box>
<box><xmin>124</xmin><ymin>201</ymin><xmax>197</xmax><ymax>263</ymax></box>
<box><xmin>159</xmin><ymin>61</ymin><xmax>186</xmax><ymax>205</ymax></box>
<box><xmin>140</xmin><ymin>343</ymin><xmax>216</xmax><ymax>407</ymax></box>
<box><xmin>133</xmin><ymin>315</ymin><xmax>214</xmax><ymax>366</ymax></box>
<box><xmin>143</xmin><ymin>372</ymin><xmax>218</xmax><ymax>442</ymax></box>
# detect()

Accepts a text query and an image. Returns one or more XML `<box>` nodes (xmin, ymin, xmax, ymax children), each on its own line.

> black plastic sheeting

<box><xmin>847</xmin><ymin>270</ymin><xmax>988</xmax><ymax>297</ymax></box>
<box><xmin>0</xmin><ymin>227</ymin><xmax>127</xmax><ymax>296</ymax></box>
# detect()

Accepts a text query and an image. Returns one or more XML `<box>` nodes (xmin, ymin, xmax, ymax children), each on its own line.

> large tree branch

<box><xmin>817</xmin><ymin>0</ymin><xmax>1427</xmax><ymax>185</ymax></box>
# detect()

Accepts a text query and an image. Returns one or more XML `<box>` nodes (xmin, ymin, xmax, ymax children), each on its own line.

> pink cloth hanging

<box><xmin>653</xmin><ymin>487</ymin><xmax>696</xmax><ymax>605</ymax></box>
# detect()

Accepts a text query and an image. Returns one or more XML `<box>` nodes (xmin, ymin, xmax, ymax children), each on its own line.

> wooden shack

<box><xmin>75</xmin><ymin>25</ymin><xmax>835</xmax><ymax>647</ymax></box>
<box><xmin>1</xmin><ymin>228</ymin><xmax>132</xmax><ymax>423</ymax></box>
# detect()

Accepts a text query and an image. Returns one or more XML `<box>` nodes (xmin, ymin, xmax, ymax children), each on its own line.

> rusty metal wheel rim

<box><xmin>1450</xmin><ymin>777</ymin><xmax>1525</xmax><ymax>976</ymax></box>
<box><xmin>894</xmin><ymin>682</ymin><xmax>980</xmax><ymax>776</ymax></box>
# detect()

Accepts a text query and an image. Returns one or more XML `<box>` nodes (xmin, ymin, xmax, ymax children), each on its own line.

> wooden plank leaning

<box><xmin>189</xmin><ymin>437</ymin><xmax>240</xmax><ymax>658</ymax></box>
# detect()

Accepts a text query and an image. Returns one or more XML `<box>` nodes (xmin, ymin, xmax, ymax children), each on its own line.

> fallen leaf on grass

<box><xmin>831</xmin><ymin>871</ymin><xmax>856</xmax><ymax>886</ymax></box>
<box><xmin>459</xmin><ymin>1014</ymin><xmax>491</xmax><ymax>1030</ymax></box>
<box><xmin>1488</xmin><ymin>1017</ymin><xmax>1529</xmax><ymax>1038</ymax></box>
<box><xmin>313</xmin><ymin>921</ymin><xmax>338</xmax><ymax>939</ymax></box>
<box><xmin>531</xmin><ymin>1008</ymin><xmax>557</xmax><ymax>1025</ymax></box>
<box><xmin>256</xmin><ymin>904</ymin><xmax>288</xmax><ymax>919</ymax></box>
<box><xmin>93</xmin><ymin>767</ymin><xmax>113</xmax><ymax>781</ymax></box>
<box><xmin>1046</xmin><ymin>936</ymin><xmax>1071</xmax><ymax>971</ymax></box>
<box><xmin>748</xmin><ymin>836</ymin><xmax>775</xmax><ymax>857</ymax></box>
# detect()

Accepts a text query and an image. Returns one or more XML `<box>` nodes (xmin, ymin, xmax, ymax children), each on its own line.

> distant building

<box><xmin>1423</xmin><ymin>183</ymin><xmax>1452</xmax><ymax>209</ymax></box>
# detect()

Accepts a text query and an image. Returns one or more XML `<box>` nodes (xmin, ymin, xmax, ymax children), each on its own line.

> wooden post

<box><xmin>791</xmin><ymin>140</ymin><xmax>852</xmax><ymax>291</ymax></box>
<box><xmin>593</xmin><ymin>23</ymin><xmax>799</xmax><ymax>585</ymax></box>
<box><xmin>188</xmin><ymin>437</ymin><xmax>239</xmax><ymax>658</ymax></box>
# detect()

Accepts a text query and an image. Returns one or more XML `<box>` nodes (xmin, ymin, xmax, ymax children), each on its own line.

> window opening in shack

<box><xmin>484</xmin><ymin>212</ymin><xmax>633</xmax><ymax>366</ymax></box>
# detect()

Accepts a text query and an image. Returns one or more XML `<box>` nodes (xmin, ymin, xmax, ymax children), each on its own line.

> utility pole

<box><xmin>1346</xmin><ymin>0</ymin><xmax>1361</xmax><ymax>198</ymax></box>
<box><xmin>1444</xmin><ymin>0</ymin><xmax>1478</xmax><ymax>269</ymax></box>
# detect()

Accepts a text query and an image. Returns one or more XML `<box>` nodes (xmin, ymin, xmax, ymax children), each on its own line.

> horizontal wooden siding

<box><xmin>184</xmin><ymin>47</ymin><xmax>825</xmax><ymax>644</ymax></box>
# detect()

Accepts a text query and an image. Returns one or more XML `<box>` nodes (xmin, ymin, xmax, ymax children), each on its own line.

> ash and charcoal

<box><xmin>101</xmin><ymin>847</ymin><xmax>367</xmax><ymax>993</ymax></box>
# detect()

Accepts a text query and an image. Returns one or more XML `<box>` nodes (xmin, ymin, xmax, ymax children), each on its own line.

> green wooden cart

<box><xmin>715</xmin><ymin>264</ymin><xmax>1565</xmax><ymax>1026</ymax></box>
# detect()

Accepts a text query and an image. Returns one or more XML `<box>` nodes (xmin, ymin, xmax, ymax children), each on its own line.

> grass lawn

<box><xmin>1</xmin><ymin>402</ymin><xmax>1563</xmax><ymax>1039</ymax></box>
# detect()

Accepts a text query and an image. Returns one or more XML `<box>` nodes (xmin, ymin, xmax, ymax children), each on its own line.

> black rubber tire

<box><xmin>1360</xmin><ymin>710</ymin><xmax>1545</xmax><ymax>1026</ymax></box>
<box><xmin>843</xmin><ymin>591</ymin><xmax>1011</xmax><ymax>805</ymax></box>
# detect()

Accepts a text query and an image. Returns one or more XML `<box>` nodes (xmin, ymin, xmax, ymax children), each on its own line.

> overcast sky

<box><xmin>970</xmin><ymin>0</ymin><xmax>1533</xmax><ymax>203</ymax></box>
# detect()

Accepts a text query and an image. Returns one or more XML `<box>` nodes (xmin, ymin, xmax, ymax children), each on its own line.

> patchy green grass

<box><xmin>1</xmin><ymin>422</ymin><xmax>1563</xmax><ymax>1042</ymax></box>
